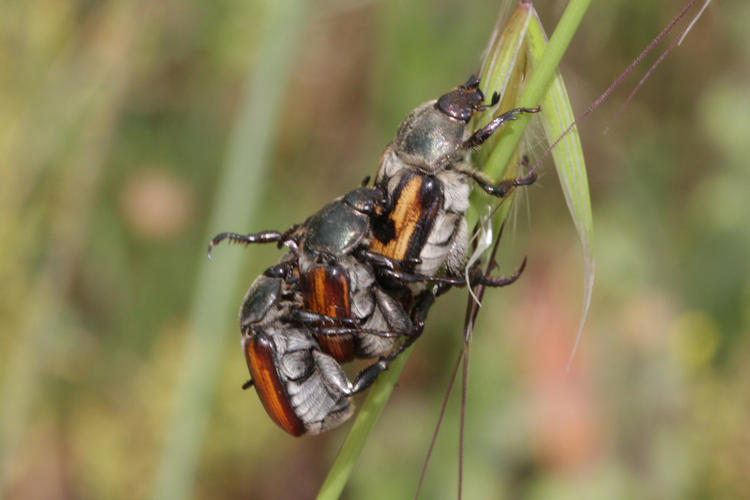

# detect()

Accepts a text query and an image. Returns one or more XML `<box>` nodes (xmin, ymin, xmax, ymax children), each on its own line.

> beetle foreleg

<box><xmin>463</xmin><ymin>106</ymin><xmax>540</xmax><ymax>150</ymax></box>
<box><xmin>207</xmin><ymin>230</ymin><xmax>286</xmax><ymax>259</ymax></box>
<box><xmin>435</xmin><ymin>107</ymin><xmax>540</xmax><ymax>171</ymax></box>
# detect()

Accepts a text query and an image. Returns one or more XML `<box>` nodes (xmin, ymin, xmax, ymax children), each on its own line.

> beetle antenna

<box><xmin>461</xmin><ymin>74</ymin><xmax>480</xmax><ymax>90</ymax></box>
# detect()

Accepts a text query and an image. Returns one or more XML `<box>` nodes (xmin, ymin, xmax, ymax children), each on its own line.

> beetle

<box><xmin>239</xmin><ymin>256</ymin><xmax>435</xmax><ymax>436</ymax></box>
<box><xmin>369</xmin><ymin>76</ymin><xmax>539</xmax><ymax>280</ymax></box>
<box><xmin>210</xmin><ymin>183</ymin><xmax>466</xmax><ymax>363</ymax></box>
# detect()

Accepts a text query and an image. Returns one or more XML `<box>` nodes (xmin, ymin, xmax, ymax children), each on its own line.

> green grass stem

<box><xmin>484</xmin><ymin>0</ymin><xmax>592</xmax><ymax>182</ymax></box>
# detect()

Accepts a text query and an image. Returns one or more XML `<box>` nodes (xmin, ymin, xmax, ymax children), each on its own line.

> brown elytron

<box><xmin>370</xmin><ymin>173</ymin><xmax>442</xmax><ymax>265</ymax></box>
<box><xmin>300</xmin><ymin>264</ymin><xmax>354</xmax><ymax>362</ymax></box>
<box><xmin>245</xmin><ymin>333</ymin><xmax>305</xmax><ymax>437</ymax></box>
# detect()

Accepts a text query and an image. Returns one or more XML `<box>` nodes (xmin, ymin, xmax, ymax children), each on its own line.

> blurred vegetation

<box><xmin>1</xmin><ymin>1</ymin><xmax>748</xmax><ymax>499</ymax></box>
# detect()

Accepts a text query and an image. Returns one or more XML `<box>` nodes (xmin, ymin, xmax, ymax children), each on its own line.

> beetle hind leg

<box><xmin>470</xmin><ymin>256</ymin><xmax>527</xmax><ymax>288</ymax></box>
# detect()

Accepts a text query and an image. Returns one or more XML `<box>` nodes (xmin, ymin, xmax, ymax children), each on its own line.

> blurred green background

<box><xmin>2</xmin><ymin>1</ymin><xmax>748</xmax><ymax>499</ymax></box>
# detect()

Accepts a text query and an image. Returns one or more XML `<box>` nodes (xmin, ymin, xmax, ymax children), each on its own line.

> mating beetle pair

<box><xmin>237</xmin><ymin>256</ymin><xmax>434</xmax><ymax>436</ymax></box>
<box><xmin>210</xmin><ymin>76</ymin><xmax>539</xmax><ymax>435</ymax></box>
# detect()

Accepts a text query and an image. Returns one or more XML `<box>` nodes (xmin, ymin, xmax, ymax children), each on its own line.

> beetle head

<box><xmin>343</xmin><ymin>186</ymin><xmax>389</xmax><ymax>215</ymax></box>
<box><xmin>436</xmin><ymin>75</ymin><xmax>497</xmax><ymax>123</ymax></box>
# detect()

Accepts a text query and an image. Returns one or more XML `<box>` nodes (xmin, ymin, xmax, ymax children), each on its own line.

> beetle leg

<box><xmin>349</xmin><ymin>338</ymin><xmax>417</xmax><ymax>393</ymax></box>
<box><xmin>307</xmin><ymin>287</ymin><xmax>429</xmax><ymax>341</ymax></box>
<box><xmin>312</xmin><ymin>351</ymin><xmax>357</xmax><ymax>396</ymax></box>
<box><xmin>377</xmin><ymin>291</ymin><xmax>434</xmax><ymax>352</ymax></box>
<box><xmin>355</xmin><ymin>248</ymin><xmax>397</xmax><ymax>270</ymax></box>
<box><xmin>472</xmin><ymin>170</ymin><xmax>537</xmax><ymax>198</ymax></box>
<box><xmin>470</xmin><ymin>256</ymin><xmax>527</xmax><ymax>288</ymax></box>
<box><xmin>208</xmin><ymin>230</ymin><xmax>286</xmax><ymax>259</ymax></box>
<box><xmin>407</xmin><ymin>290</ymin><xmax>435</xmax><ymax>339</ymax></box>
<box><xmin>242</xmin><ymin>379</ymin><xmax>254</xmax><ymax>390</ymax></box>
<box><xmin>348</xmin><ymin>358</ymin><xmax>390</xmax><ymax>394</ymax></box>
<box><xmin>291</xmin><ymin>308</ymin><xmax>359</xmax><ymax>327</ymax></box>
<box><xmin>379</xmin><ymin>268</ymin><xmax>467</xmax><ymax>286</ymax></box>
<box><xmin>457</xmin><ymin>154</ymin><xmax>536</xmax><ymax>198</ymax></box>
<box><xmin>355</xmin><ymin>248</ymin><xmax>421</xmax><ymax>271</ymax></box>
<box><xmin>312</xmin><ymin>325</ymin><xmax>402</xmax><ymax>339</ymax></box>
<box><xmin>348</xmin><ymin>291</ymin><xmax>436</xmax><ymax>394</ymax></box>
<box><xmin>380</xmin><ymin>262</ymin><xmax>525</xmax><ymax>290</ymax></box>
<box><xmin>372</xmin><ymin>287</ymin><xmax>412</xmax><ymax>331</ymax></box>
<box><xmin>464</xmin><ymin>106</ymin><xmax>540</xmax><ymax>150</ymax></box>
<box><xmin>435</xmin><ymin>107</ymin><xmax>540</xmax><ymax>172</ymax></box>
<box><xmin>433</xmin><ymin>282</ymin><xmax>454</xmax><ymax>297</ymax></box>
